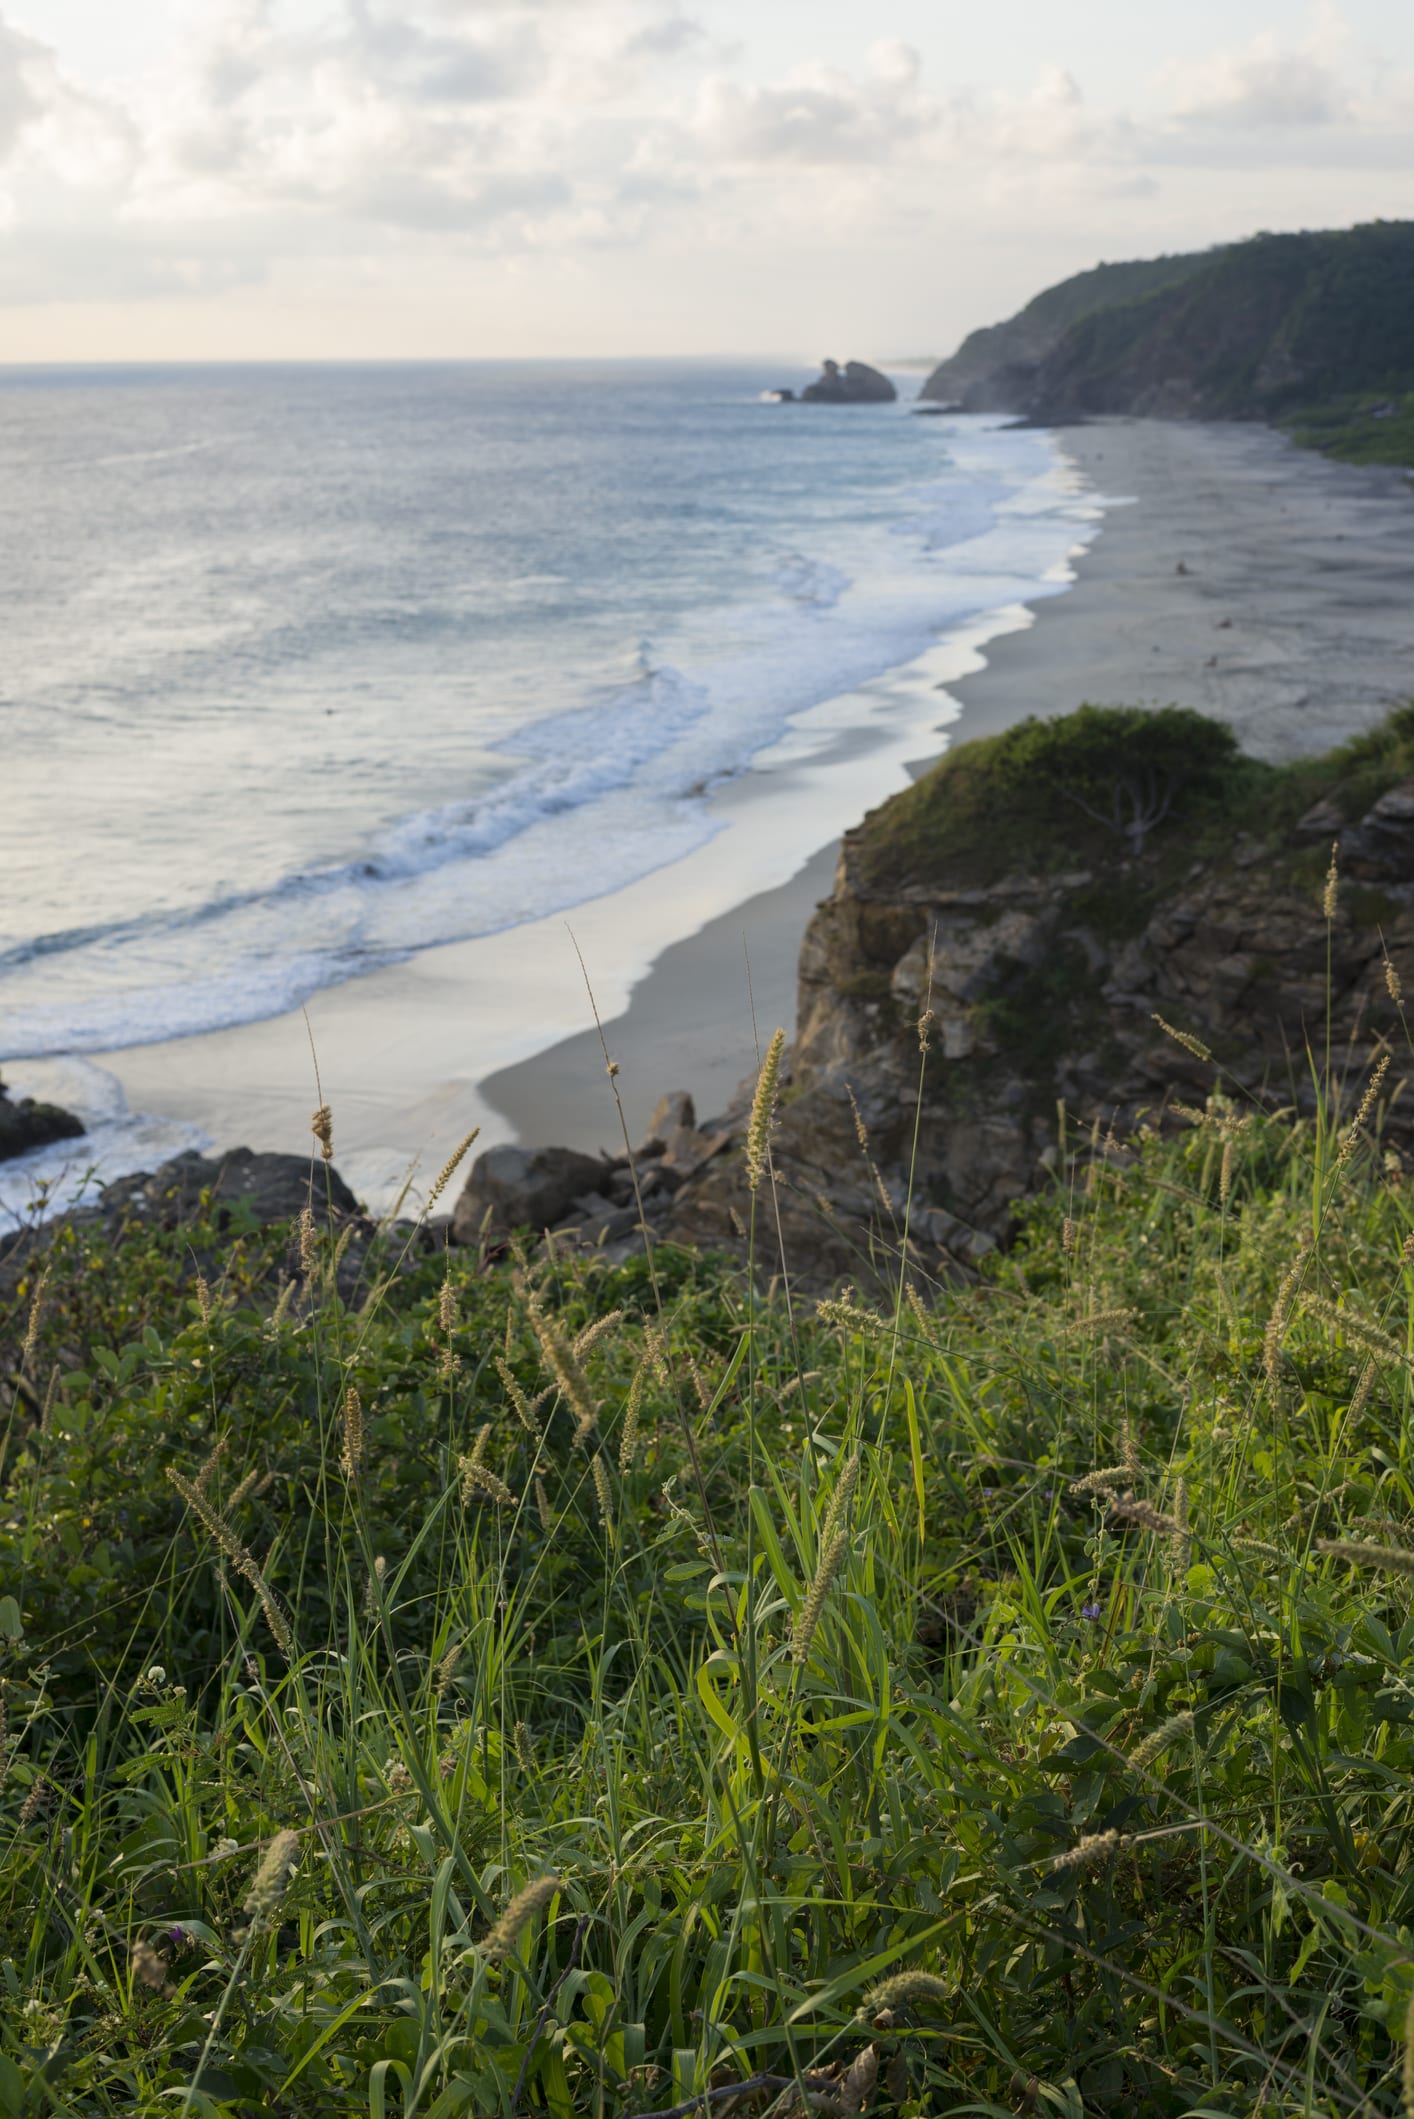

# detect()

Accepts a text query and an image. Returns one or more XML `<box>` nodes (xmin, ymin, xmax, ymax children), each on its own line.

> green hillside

<box><xmin>921</xmin><ymin>222</ymin><xmax>1414</xmax><ymax>465</ymax></box>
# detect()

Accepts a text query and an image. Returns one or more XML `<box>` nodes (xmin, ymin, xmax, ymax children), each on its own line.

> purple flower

<box><xmin>1080</xmin><ymin>1601</ymin><xmax>1103</xmax><ymax>1621</ymax></box>
<box><xmin>167</xmin><ymin>1926</ymin><xmax>189</xmax><ymax>1947</ymax></box>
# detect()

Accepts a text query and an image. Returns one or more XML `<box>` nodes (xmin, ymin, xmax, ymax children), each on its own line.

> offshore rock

<box><xmin>800</xmin><ymin>360</ymin><xmax>897</xmax><ymax>405</ymax></box>
<box><xmin>0</xmin><ymin>1079</ymin><xmax>85</xmax><ymax>1165</ymax></box>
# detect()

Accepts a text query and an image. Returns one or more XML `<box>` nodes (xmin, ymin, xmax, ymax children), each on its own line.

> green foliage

<box><xmin>850</xmin><ymin>703</ymin><xmax>1256</xmax><ymax>894</ymax></box>
<box><xmin>1284</xmin><ymin>391</ymin><xmax>1414</xmax><ymax>470</ymax></box>
<box><xmin>8</xmin><ymin>1029</ymin><xmax>1414</xmax><ymax>2112</ymax></box>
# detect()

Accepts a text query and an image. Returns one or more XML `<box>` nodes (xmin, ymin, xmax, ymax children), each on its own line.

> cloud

<box><xmin>682</xmin><ymin>41</ymin><xmax>932</xmax><ymax>164</ymax></box>
<box><xmin>1165</xmin><ymin>1</ymin><xmax>1352</xmax><ymax>127</ymax></box>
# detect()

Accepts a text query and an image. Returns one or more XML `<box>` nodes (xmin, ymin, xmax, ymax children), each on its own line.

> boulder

<box><xmin>100</xmin><ymin>1147</ymin><xmax>359</xmax><ymax>1228</ymax></box>
<box><xmin>801</xmin><ymin>359</ymin><xmax>897</xmax><ymax>405</ymax></box>
<box><xmin>638</xmin><ymin>1091</ymin><xmax>696</xmax><ymax>1155</ymax></box>
<box><xmin>451</xmin><ymin>1143</ymin><xmax>608</xmax><ymax>1242</ymax></box>
<box><xmin>0</xmin><ymin>1078</ymin><xmax>85</xmax><ymax>1165</ymax></box>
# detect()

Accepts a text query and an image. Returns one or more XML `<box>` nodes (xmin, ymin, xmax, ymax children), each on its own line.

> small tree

<box><xmin>995</xmin><ymin>705</ymin><xmax>1241</xmax><ymax>860</ymax></box>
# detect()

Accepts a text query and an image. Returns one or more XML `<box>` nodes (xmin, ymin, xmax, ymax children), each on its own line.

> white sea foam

<box><xmin>0</xmin><ymin>374</ymin><xmax>1101</xmax><ymax>1070</ymax></box>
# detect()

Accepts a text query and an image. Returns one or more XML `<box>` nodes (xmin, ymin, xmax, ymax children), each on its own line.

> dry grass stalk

<box><xmin>792</xmin><ymin>1526</ymin><xmax>849</xmax><ymax>1664</ymax></box>
<box><xmin>1334</xmin><ymin>1054</ymin><xmax>1390</xmax><ymax>1176</ymax></box>
<box><xmin>745</xmin><ymin>1027</ymin><xmax>786</xmax><ymax>1192</ymax></box>
<box><xmin>434</xmin><ymin>1641</ymin><xmax>462</xmax><ymax>1698</ymax></box>
<box><xmin>1110</xmin><ymin>1491</ymin><xmax>1180</xmax><ymax>1537</ymax></box>
<box><xmin>1263</xmin><ymin>1232</ymin><xmax>1312</xmax><ymax>1386</ymax></box>
<box><xmin>426</xmin><ymin>1128</ymin><xmax>479</xmax><ymax>1213</ymax></box>
<box><xmin>1129</xmin><ymin>1709</ymin><xmax>1195</xmax><ymax>1772</ymax></box>
<box><xmin>571</xmin><ymin>1308</ymin><xmax>623</xmax><ymax>1359</ymax></box>
<box><xmin>529</xmin><ymin>1296</ymin><xmax>599</xmax><ymax>1445</ymax></box>
<box><xmin>340</xmin><ymin>1386</ymin><xmax>364</xmax><ymax>1482</ymax></box>
<box><xmin>1152</xmin><ymin>1014</ymin><xmax>1213</xmax><ymax>1064</ymax></box>
<box><xmin>1302</xmin><ymin>1292</ymin><xmax>1404</xmax><ymax>1366</ymax></box>
<box><xmin>245</xmin><ymin>1828</ymin><xmax>300</xmax><ymax>1922</ymax></box>
<box><xmin>1318</xmin><ymin>1536</ymin><xmax>1414</xmax><ymax>1576</ymax></box>
<box><xmin>483</xmin><ymin>1874</ymin><xmax>560</xmax><ymax>1960</ymax></box>
<box><xmin>165</xmin><ymin>1466</ymin><xmax>295</xmax><ymax>1659</ymax></box>
<box><xmin>591</xmin><ymin>1452</ymin><xmax>614</xmax><ymax>1533</ymax></box>
<box><xmin>21</xmin><ymin>1268</ymin><xmax>49</xmax><ymax>1374</ymax></box>
<box><xmin>618</xmin><ymin>1356</ymin><xmax>649</xmax><ymax>1472</ymax></box>
<box><xmin>496</xmin><ymin>1358</ymin><xmax>548</xmax><ymax>1438</ymax></box>
<box><xmin>193</xmin><ymin>1435</ymin><xmax>229</xmax><ymax>1496</ymax></box>
<box><xmin>1051</xmin><ymin>1829</ymin><xmax>1131</xmax><ymax>1873</ymax></box>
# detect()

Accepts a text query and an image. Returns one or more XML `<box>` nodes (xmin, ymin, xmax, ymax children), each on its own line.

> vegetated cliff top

<box><xmin>848</xmin><ymin>699</ymin><xmax>1414</xmax><ymax>900</ymax></box>
<box><xmin>920</xmin><ymin>222</ymin><xmax>1414</xmax><ymax>449</ymax></box>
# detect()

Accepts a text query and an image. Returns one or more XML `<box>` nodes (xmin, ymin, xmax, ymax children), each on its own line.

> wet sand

<box><xmin>35</xmin><ymin>416</ymin><xmax>1414</xmax><ymax>1208</ymax></box>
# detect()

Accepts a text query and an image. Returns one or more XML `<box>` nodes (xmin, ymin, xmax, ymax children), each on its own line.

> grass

<box><xmin>9</xmin><ymin>912</ymin><xmax>1414</xmax><ymax>2113</ymax></box>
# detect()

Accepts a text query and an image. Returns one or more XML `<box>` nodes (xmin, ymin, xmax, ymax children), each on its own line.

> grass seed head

<box><xmin>860</xmin><ymin>1970</ymin><xmax>951</xmax><ymax>2017</ymax></box>
<box><xmin>1324</xmin><ymin>838</ymin><xmax>1340</xmax><ymax>921</ymax></box>
<box><xmin>311</xmin><ymin>1104</ymin><xmax>334</xmax><ymax>1160</ymax></box>
<box><xmin>339</xmin><ymin>1385</ymin><xmax>364</xmax><ymax>1482</ymax></box>
<box><xmin>1129</xmin><ymin>1709</ymin><xmax>1196</xmax><ymax>1772</ymax></box>
<box><xmin>484</xmin><ymin>1874</ymin><xmax>560</xmax><ymax>1960</ymax></box>
<box><xmin>1318</xmin><ymin>1537</ymin><xmax>1414</xmax><ymax>1576</ymax></box>
<box><xmin>1386</xmin><ymin>956</ymin><xmax>1404</xmax><ymax>1007</ymax></box>
<box><xmin>745</xmin><ymin>1026</ymin><xmax>786</xmax><ymax>1192</ymax></box>
<box><xmin>244</xmin><ymin>1828</ymin><xmax>300</xmax><ymax>1922</ymax></box>
<box><xmin>1152</xmin><ymin>1013</ymin><xmax>1213</xmax><ymax>1064</ymax></box>
<box><xmin>792</xmin><ymin>1524</ymin><xmax>849</xmax><ymax>1664</ymax></box>
<box><xmin>21</xmin><ymin>1268</ymin><xmax>50</xmax><ymax>1374</ymax></box>
<box><xmin>1052</xmin><ymin>1829</ymin><xmax>1130</xmax><ymax>1873</ymax></box>
<box><xmin>426</xmin><ymin>1128</ymin><xmax>479</xmax><ymax>1212</ymax></box>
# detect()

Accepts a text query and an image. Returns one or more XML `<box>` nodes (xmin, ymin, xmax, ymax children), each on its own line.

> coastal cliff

<box><xmin>450</xmin><ymin>703</ymin><xmax>1414</xmax><ymax>1286</ymax></box>
<box><xmin>920</xmin><ymin>222</ymin><xmax>1414</xmax><ymax>461</ymax></box>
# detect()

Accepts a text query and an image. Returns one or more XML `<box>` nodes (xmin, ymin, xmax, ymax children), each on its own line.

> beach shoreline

<box><xmin>6</xmin><ymin>415</ymin><xmax>1414</xmax><ymax>1213</ymax></box>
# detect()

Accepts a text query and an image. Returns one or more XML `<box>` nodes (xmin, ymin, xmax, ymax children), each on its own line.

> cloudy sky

<box><xmin>1</xmin><ymin>0</ymin><xmax>1410</xmax><ymax>361</ymax></box>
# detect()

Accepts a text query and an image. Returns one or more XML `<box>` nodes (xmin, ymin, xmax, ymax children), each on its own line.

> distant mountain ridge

<box><xmin>920</xmin><ymin>223</ymin><xmax>1414</xmax><ymax>424</ymax></box>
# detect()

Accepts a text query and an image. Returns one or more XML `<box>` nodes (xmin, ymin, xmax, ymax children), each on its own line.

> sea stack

<box><xmin>800</xmin><ymin>359</ymin><xmax>896</xmax><ymax>404</ymax></box>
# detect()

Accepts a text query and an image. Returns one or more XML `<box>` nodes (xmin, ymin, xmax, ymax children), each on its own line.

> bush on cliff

<box><xmin>6</xmin><ymin>957</ymin><xmax>1414</xmax><ymax>2111</ymax></box>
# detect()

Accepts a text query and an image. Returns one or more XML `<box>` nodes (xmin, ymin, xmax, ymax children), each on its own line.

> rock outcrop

<box><xmin>450</xmin><ymin>706</ymin><xmax>1414</xmax><ymax>1289</ymax></box>
<box><xmin>0</xmin><ymin>1078</ymin><xmax>85</xmax><ymax>1165</ymax></box>
<box><xmin>800</xmin><ymin>360</ymin><xmax>896</xmax><ymax>405</ymax></box>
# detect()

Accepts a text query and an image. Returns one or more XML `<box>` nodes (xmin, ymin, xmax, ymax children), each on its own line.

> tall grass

<box><xmin>6</xmin><ymin>1014</ymin><xmax>1414</xmax><ymax>2115</ymax></box>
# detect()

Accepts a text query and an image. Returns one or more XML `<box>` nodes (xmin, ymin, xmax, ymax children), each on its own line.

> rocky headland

<box><xmin>448</xmin><ymin>702</ymin><xmax>1414</xmax><ymax>1284</ymax></box>
<box><xmin>0</xmin><ymin>1077</ymin><xmax>84</xmax><ymax>1165</ymax></box>
<box><xmin>11</xmin><ymin>703</ymin><xmax>1414</xmax><ymax>1301</ymax></box>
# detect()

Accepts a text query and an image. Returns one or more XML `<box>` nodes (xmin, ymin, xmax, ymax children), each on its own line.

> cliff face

<box><xmin>920</xmin><ymin>223</ymin><xmax>1414</xmax><ymax>423</ymax></box>
<box><xmin>651</xmin><ymin>708</ymin><xmax>1414</xmax><ymax>1282</ymax></box>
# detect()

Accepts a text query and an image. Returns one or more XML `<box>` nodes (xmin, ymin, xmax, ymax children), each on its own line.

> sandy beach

<box><xmin>12</xmin><ymin>415</ymin><xmax>1414</xmax><ymax>1211</ymax></box>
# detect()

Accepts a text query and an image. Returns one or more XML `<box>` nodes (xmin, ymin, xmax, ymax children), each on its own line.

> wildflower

<box><xmin>745</xmin><ymin>1027</ymin><xmax>786</xmax><ymax>1192</ymax></box>
<box><xmin>244</xmin><ymin>1829</ymin><xmax>300</xmax><ymax>1923</ymax></box>
<box><xmin>1080</xmin><ymin>1601</ymin><xmax>1102</xmax><ymax>1621</ymax></box>
<box><xmin>483</xmin><ymin>1874</ymin><xmax>560</xmax><ymax>1961</ymax></box>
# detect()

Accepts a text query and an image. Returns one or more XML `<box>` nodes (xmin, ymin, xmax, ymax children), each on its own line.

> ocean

<box><xmin>0</xmin><ymin>360</ymin><xmax>1101</xmax><ymax>1214</ymax></box>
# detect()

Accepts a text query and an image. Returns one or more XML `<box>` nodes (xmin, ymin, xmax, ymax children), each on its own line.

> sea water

<box><xmin>0</xmin><ymin>360</ymin><xmax>1100</xmax><ymax>1214</ymax></box>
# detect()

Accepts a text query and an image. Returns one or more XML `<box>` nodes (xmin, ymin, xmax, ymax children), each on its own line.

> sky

<box><xmin>0</xmin><ymin>0</ymin><xmax>1410</xmax><ymax>362</ymax></box>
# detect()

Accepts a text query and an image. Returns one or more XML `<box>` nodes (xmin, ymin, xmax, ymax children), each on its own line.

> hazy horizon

<box><xmin>0</xmin><ymin>0</ymin><xmax>1410</xmax><ymax>364</ymax></box>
